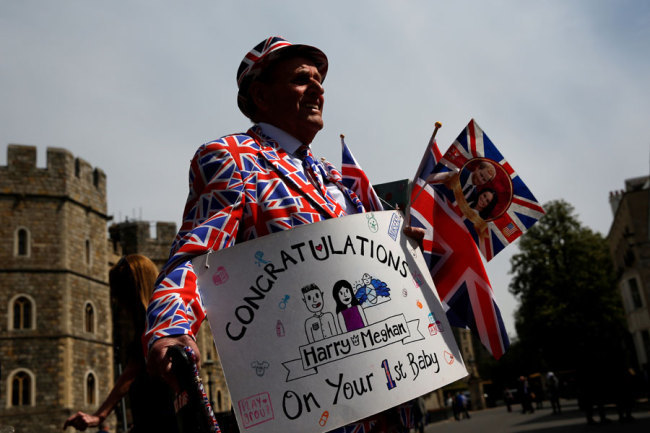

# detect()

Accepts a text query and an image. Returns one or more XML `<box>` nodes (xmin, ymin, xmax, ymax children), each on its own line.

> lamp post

<box><xmin>466</xmin><ymin>357</ymin><xmax>485</xmax><ymax>410</ymax></box>
<box><xmin>203</xmin><ymin>359</ymin><xmax>215</xmax><ymax>411</ymax></box>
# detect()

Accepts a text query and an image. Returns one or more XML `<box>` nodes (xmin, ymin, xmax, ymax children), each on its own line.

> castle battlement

<box><xmin>1</xmin><ymin>144</ymin><xmax>107</xmax><ymax>215</ymax></box>
<box><xmin>108</xmin><ymin>220</ymin><xmax>177</xmax><ymax>269</ymax></box>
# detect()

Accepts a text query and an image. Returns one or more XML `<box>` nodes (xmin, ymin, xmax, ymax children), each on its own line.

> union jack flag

<box><xmin>340</xmin><ymin>135</ymin><xmax>384</xmax><ymax>211</ymax></box>
<box><xmin>330</xmin><ymin>418</ymin><xmax>376</xmax><ymax>433</ymax></box>
<box><xmin>398</xmin><ymin>402</ymin><xmax>415</xmax><ymax>428</ymax></box>
<box><xmin>408</xmin><ymin>123</ymin><xmax>513</xmax><ymax>359</ymax></box>
<box><xmin>431</xmin><ymin>119</ymin><xmax>544</xmax><ymax>261</ymax></box>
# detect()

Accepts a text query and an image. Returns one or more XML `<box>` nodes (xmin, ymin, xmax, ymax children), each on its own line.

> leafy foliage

<box><xmin>508</xmin><ymin>200</ymin><xmax>628</xmax><ymax>372</ymax></box>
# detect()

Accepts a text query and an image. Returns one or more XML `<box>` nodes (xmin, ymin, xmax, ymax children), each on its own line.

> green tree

<box><xmin>509</xmin><ymin>200</ymin><xmax>628</xmax><ymax>373</ymax></box>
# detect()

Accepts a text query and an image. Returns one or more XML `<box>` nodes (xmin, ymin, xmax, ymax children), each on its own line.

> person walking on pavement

<box><xmin>64</xmin><ymin>255</ymin><xmax>177</xmax><ymax>433</ymax></box>
<box><xmin>503</xmin><ymin>387</ymin><xmax>514</xmax><ymax>412</ymax></box>
<box><xmin>517</xmin><ymin>375</ymin><xmax>535</xmax><ymax>414</ymax></box>
<box><xmin>455</xmin><ymin>392</ymin><xmax>471</xmax><ymax>420</ymax></box>
<box><xmin>546</xmin><ymin>371</ymin><xmax>562</xmax><ymax>414</ymax></box>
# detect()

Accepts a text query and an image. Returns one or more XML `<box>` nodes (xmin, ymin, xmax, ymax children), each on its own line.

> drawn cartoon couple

<box><xmin>302</xmin><ymin>280</ymin><xmax>368</xmax><ymax>343</ymax></box>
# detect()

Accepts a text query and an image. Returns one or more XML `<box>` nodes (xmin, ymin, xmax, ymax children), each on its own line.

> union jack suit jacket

<box><xmin>144</xmin><ymin>125</ymin><xmax>375</xmax><ymax>350</ymax></box>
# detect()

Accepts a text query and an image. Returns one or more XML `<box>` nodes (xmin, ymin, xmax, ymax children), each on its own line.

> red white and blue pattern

<box><xmin>398</xmin><ymin>402</ymin><xmax>415</xmax><ymax>429</ymax></box>
<box><xmin>408</xmin><ymin>126</ymin><xmax>510</xmax><ymax>359</ymax></box>
<box><xmin>331</xmin><ymin>419</ymin><xmax>377</xmax><ymax>433</ymax></box>
<box><xmin>236</xmin><ymin>36</ymin><xmax>292</xmax><ymax>87</ymax></box>
<box><xmin>183</xmin><ymin>346</ymin><xmax>221</xmax><ymax>433</ymax></box>
<box><xmin>340</xmin><ymin>135</ymin><xmax>384</xmax><ymax>212</ymax></box>
<box><xmin>145</xmin><ymin>125</ymin><xmax>401</xmax><ymax>432</ymax></box>
<box><xmin>433</xmin><ymin>119</ymin><xmax>544</xmax><ymax>261</ymax></box>
<box><xmin>144</xmin><ymin>126</ymin><xmax>380</xmax><ymax>350</ymax></box>
<box><xmin>329</xmin><ymin>402</ymin><xmax>414</xmax><ymax>433</ymax></box>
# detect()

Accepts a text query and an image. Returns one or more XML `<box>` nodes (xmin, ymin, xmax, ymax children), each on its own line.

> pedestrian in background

<box><xmin>546</xmin><ymin>372</ymin><xmax>561</xmax><ymax>414</ymax></box>
<box><xmin>503</xmin><ymin>387</ymin><xmax>514</xmax><ymax>412</ymax></box>
<box><xmin>517</xmin><ymin>376</ymin><xmax>535</xmax><ymax>414</ymax></box>
<box><xmin>64</xmin><ymin>255</ymin><xmax>177</xmax><ymax>432</ymax></box>
<box><xmin>455</xmin><ymin>392</ymin><xmax>471</xmax><ymax>420</ymax></box>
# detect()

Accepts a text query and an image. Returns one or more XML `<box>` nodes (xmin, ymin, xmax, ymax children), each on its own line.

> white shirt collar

<box><xmin>257</xmin><ymin>123</ymin><xmax>358</xmax><ymax>214</ymax></box>
<box><xmin>258</xmin><ymin>122</ymin><xmax>303</xmax><ymax>156</ymax></box>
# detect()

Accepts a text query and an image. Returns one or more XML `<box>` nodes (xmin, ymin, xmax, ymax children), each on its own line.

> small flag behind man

<box><xmin>340</xmin><ymin>135</ymin><xmax>384</xmax><ymax>212</ymax></box>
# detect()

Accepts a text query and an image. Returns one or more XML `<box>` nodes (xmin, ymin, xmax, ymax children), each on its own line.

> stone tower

<box><xmin>0</xmin><ymin>145</ymin><xmax>113</xmax><ymax>432</ymax></box>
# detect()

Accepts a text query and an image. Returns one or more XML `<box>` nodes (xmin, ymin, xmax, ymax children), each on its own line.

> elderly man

<box><xmin>144</xmin><ymin>36</ymin><xmax>424</xmax><ymax>433</ymax></box>
<box><xmin>144</xmin><ymin>35</ymin><xmax>380</xmax><ymax>385</ymax></box>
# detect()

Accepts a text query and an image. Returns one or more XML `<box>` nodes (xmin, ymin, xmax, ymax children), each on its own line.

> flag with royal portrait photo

<box><xmin>407</xmin><ymin>119</ymin><xmax>543</xmax><ymax>359</ymax></box>
<box><xmin>427</xmin><ymin>119</ymin><xmax>544</xmax><ymax>261</ymax></box>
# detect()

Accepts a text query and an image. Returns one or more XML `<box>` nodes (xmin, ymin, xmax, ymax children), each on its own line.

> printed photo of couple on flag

<box><xmin>419</xmin><ymin>119</ymin><xmax>544</xmax><ymax>262</ymax></box>
<box><xmin>427</xmin><ymin>157</ymin><xmax>511</xmax><ymax>229</ymax></box>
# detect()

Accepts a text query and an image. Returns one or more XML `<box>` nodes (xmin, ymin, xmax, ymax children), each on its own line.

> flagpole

<box><xmin>405</xmin><ymin>121</ymin><xmax>442</xmax><ymax>224</ymax></box>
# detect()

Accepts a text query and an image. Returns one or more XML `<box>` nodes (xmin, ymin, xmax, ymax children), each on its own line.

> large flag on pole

<box><xmin>407</xmin><ymin>119</ymin><xmax>543</xmax><ymax>359</ymax></box>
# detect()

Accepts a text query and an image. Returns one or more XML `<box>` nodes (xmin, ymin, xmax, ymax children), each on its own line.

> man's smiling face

<box><xmin>253</xmin><ymin>56</ymin><xmax>324</xmax><ymax>144</ymax></box>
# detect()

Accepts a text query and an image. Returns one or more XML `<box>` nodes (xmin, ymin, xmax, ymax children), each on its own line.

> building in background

<box><xmin>0</xmin><ymin>145</ymin><xmax>112</xmax><ymax>432</ymax></box>
<box><xmin>0</xmin><ymin>145</ymin><xmax>228</xmax><ymax>433</ymax></box>
<box><xmin>608</xmin><ymin>175</ymin><xmax>650</xmax><ymax>373</ymax></box>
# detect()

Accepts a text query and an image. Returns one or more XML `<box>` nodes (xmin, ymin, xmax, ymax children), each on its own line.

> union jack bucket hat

<box><xmin>237</xmin><ymin>36</ymin><xmax>328</xmax><ymax>118</ymax></box>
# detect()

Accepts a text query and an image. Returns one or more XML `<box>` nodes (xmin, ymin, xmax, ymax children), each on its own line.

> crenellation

<box><xmin>45</xmin><ymin>147</ymin><xmax>75</xmax><ymax>176</ymax></box>
<box><xmin>93</xmin><ymin>167</ymin><xmax>107</xmax><ymax>191</ymax></box>
<box><xmin>7</xmin><ymin>144</ymin><xmax>37</xmax><ymax>172</ymax></box>
<box><xmin>156</xmin><ymin>221</ymin><xmax>177</xmax><ymax>241</ymax></box>
<box><xmin>1</xmin><ymin>145</ymin><xmax>107</xmax><ymax>215</ymax></box>
<box><xmin>108</xmin><ymin>220</ymin><xmax>177</xmax><ymax>269</ymax></box>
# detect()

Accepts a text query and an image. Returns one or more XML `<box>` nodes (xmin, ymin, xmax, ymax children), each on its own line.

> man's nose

<box><xmin>309</xmin><ymin>78</ymin><xmax>324</xmax><ymax>95</ymax></box>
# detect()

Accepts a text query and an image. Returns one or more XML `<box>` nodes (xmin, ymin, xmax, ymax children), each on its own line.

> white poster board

<box><xmin>194</xmin><ymin>211</ymin><xmax>467</xmax><ymax>433</ymax></box>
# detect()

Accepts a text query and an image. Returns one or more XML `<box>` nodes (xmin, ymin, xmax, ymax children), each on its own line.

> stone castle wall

<box><xmin>1</xmin><ymin>144</ymin><xmax>231</xmax><ymax>432</ymax></box>
<box><xmin>0</xmin><ymin>145</ymin><xmax>113</xmax><ymax>433</ymax></box>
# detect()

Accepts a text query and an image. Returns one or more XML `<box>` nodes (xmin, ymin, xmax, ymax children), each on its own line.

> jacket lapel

<box><xmin>248</xmin><ymin>127</ymin><xmax>341</xmax><ymax>219</ymax></box>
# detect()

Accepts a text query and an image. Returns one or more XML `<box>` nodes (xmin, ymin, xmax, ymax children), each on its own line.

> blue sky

<box><xmin>2</xmin><ymin>0</ymin><xmax>649</xmax><ymax>338</ymax></box>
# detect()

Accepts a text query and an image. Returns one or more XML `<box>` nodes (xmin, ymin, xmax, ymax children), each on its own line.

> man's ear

<box><xmin>249</xmin><ymin>81</ymin><xmax>269</xmax><ymax>113</ymax></box>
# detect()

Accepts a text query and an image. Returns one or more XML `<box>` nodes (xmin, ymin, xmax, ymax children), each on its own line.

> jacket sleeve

<box><xmin>143</xmin><ymin>138</ymin><xmax>246</xmax><ymax>351</ymax></box>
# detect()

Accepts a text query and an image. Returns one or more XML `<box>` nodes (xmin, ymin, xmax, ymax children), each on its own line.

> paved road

<box><xmin>424</xmin><ymin>400</ymin><xmax>650</xmax><ymax>433</ymax></box>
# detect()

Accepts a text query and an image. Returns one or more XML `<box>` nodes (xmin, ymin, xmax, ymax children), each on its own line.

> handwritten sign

<box><xmin>194</xmin><ymin>211</ymin><xmax>467</xmax><ymax>433</ymax></box>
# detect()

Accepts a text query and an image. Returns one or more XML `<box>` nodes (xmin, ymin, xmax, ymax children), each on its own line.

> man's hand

<box><xmin>147</xmin><ymin>335</ymin><xmax>200</xmax><ymax>391</ymax></box>
<box><xmin>63</xmin><ymin>412</ymin><xmax>102</xmax><ymax>431</ymax></box>
<box><xmin>403</xmin><ymin>225</ymin><xmax>426</xmax><ymax>249</ymax></box>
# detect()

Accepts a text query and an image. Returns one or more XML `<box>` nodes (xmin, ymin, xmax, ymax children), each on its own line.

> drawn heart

<box><xmin>444</xmin><ymin>350</ymin><xmax>455</xmax><ymax>365</ymax></box>
<box><xmin>315</xmin><ymin>244</ymin><xmax>323</xmax><ymax>251</ymax></box>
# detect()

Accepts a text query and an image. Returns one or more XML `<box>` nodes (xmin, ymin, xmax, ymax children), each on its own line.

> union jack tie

<box><xmin>296</xmin><ymin>145</ymin><xmax>364</xmax><ymax>214</ymax></box>
<box><xmin>297</xmin><ymin>144</ymin><xmax>328</xmax><ymax>191</ymax></box>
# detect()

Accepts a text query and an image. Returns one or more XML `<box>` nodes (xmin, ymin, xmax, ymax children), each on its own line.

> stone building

<box><xmin>0</xmin><ymin>145</ymin><xmax>112</xmax><ymax>432</ymax></box>
<box><xmin>607</xmin><ymin>175</ymin><xmax>650</xmax><ymax>371</ymax></box>
<box><xmin>0</xmin><ymin>145</ymin><xmax>229</xmax><ymax>433</ymax></box>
